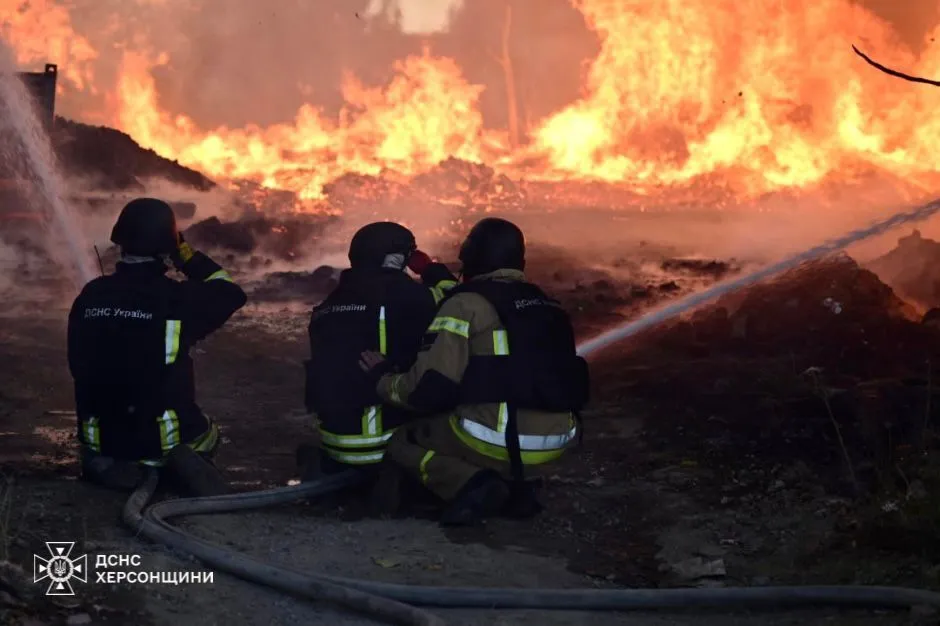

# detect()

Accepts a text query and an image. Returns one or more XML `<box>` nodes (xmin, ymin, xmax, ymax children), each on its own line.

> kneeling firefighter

<box><xmin>303</xmin><ymin>221</ymin><xmax>457</xmax><ymax>479</ymax></box>
<box><xmin>67</xmin><ymin>198</ymin><xmax>247</xmax><ymax>492</ymax></box>
<box><xmin>359</xmin><ymin>217</ymin><xmax>590</xmax><ymax>526</ymax></box>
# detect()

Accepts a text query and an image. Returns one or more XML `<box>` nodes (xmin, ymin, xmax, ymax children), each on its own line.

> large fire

<box><xmin>3</xmin><ymin>0</ymin><xmax>940</xmax><ymax>204</ymax></box>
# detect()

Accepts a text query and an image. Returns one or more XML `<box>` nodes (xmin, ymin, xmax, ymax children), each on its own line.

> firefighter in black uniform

<box><xmin>302</xmin><ymin>221</ymin><xmax>457</xmax><ymax>481</ymax></box>
<box><xmin>360</xmin><ymin>217</ymin><xmax>590</xmax><ymax>526</ymax></box>
<box><xmin>68</xmin><ymin>197</ymin><xmax>247</xmax><ymax>490</ymax></box>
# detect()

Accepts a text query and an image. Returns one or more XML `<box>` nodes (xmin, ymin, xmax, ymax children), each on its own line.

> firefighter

<box><xmin>359</xmin><ymin>217</ymin><xmax>590</xmax><ymax>526</ymax></box>
<box><xmin>303</xmin><ymin>221</ymin><xmax>457</xmax><ymax>480</ymax></box>
<box><xmin>67</xmin><ymin>197</ymin><xmax>247</xmax><ymax>490</ymax></box>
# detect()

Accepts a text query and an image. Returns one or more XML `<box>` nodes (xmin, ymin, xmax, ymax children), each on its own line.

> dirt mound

<box><xmin>183</xmin><ymin>214</ymin><xmax>339</xmax><ymax>262</ymax></box>
<box><xmin>323</xmin><ymin>156</ymin><xmax>526</xmax><ymax>218</ymax></box>
<box><xmin>51</xmin><ymin>117</ymin><xmax>214</xmax><ymax>192</ymax></box>
<box><xmin>600</xmin><ymin>254</ymin><xmax>940</xmax><ymax>495</ymax></box>
<box><xmin>649</xmin><ymin>254</ymin><xmax>925</xmax><ymax>377</ymax></box>
<box><xmin>866</xmin><ymin>229</ymin><xmax>940</xmax><ymax>310</ymax></box>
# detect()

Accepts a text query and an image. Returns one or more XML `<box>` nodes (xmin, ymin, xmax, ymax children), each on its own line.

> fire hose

<box><xmin>121</xmin><ymin>198</ymin><xmax>940</xmax><ymax>625</ymax></box>
<box><xmin>124</xmin><ymin>468</ymin><xmax>940</xmax><ymax>626</ymax></box>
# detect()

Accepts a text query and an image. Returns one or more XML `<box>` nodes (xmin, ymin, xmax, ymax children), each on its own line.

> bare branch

<box><xmin>852</xmin><ymin>44</ymin><xmax>940</xmax><ymax>87</ymax></box>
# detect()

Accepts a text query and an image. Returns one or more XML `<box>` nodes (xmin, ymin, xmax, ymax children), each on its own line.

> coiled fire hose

<box><xmin>123</xmin><ymin>469</ymin><xmax>940</xmax><ymax>626</ymax></box>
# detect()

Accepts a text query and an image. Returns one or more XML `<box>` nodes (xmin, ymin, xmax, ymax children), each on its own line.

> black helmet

<box><xmin>348</xmin><ymin>222</ymin><xmax>416</xmax><ymax>269</ymax></box>
<box><xmin>110</xmin><ymin>197</ymin><xmax>179</xmax><ymax>257</ymax></box>
<box><xmin>459</xmin><ymin>217</ymin><xmax>525</xmax><ymax>279</ymax></box>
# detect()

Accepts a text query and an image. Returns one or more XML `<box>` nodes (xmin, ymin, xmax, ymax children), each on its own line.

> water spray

<box><xmin>0</xmin><ymin>65</ymin><xmax>96</xmax><ymax>286</ymax></box>
<box><xmin>576</xmin><ymin>197</ymin><xmax>940</xmax><ymax>358</ymax></box>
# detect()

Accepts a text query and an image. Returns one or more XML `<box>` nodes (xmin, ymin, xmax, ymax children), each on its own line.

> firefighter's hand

<box><xmin>173</xmin><ymin>232</ymin><xmax>195</xmax><ymax>269</ymax></box>
<box><xmin>359</xmin><ymin>350</ymin><xmax>386</xmax><ymax>372</ymax></box>
<box><xmin>359</xmin><ymin>350</ymin><xmax>394</xmax><ymax>385</ymax></box>
<box><xmin>407</xmin><ymin>250</ymin><xmax>432</xmax><ymax>275</ymax></box>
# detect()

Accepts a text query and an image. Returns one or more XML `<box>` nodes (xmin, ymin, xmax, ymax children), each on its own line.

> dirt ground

<box><xmin>1</xmin><ymin>261</ymin><xmax>939</xmax><ymax>626</ymax></box>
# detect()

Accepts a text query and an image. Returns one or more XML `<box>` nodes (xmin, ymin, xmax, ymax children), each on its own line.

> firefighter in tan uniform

<box><xmin>359</xmin><ymin>217</ymin><xmax>590</xmax><ymax>526</ymax></box>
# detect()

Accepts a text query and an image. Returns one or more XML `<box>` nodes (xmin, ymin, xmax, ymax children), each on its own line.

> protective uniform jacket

<box><xmin>305</xmin><ymin>263</ymin><xmax>457</xmax><ymax>466</ymax></box>
<box><xmin>376</xmin><ymin>268</ymin><xmax>589</xmax><ymax>471</ymax></box>
<box><xmin>67</xmin><ymin>252</ymin><xmax>247</xmax><ymax>463</ymax></box>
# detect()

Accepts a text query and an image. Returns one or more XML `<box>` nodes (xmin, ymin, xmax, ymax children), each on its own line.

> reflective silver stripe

<box><xmin>165</xmin><ymin>320</ymin><xmax>181</xmax><ymax>364</ymax></box>
<box><xmin>363</xmin><ymin>405</ymin><xmax>379</xmax><ymax>436</ymax></box>
<box><xmin>83</xmin><ymin>417</ymin><xmax>100</xmax><ymax>449</ymax></box>
<box><xmin>320</xmin><ymin>430</ymin><xmax>394</xmax><ymax>447</ymax></box>
<box><xmin>324</xmin><ymin>449</ymin><xmax>386</xmax><ymax>464</ymax></box>
<box><xmin>458</xmin><ymin>418</ymin><xmax>576</xmax><ymax>451</ymax></box>
<box><xmin>159</xmin><ymin>410</ymin><xmax>180</xmax><ymax>449</ymax></box>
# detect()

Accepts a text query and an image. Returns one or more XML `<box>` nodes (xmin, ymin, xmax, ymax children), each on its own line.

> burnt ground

<box><xmin>1</xmin><ymin>255</ymin><xmax>940</xmax><ymax>626</ymax></box>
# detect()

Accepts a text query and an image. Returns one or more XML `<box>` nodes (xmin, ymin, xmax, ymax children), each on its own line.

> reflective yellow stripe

<box><xmin>492</xmin><ymin>330</ymin><xmax>510</xmax><ymax>431</ymax></box>
<box><xmin>419</xmin><ymin>450</ymin><xmax>435</xmax><ymax>484</ymax></box>
<box><xmin>430</xmin><ymin>279</ymin><xmax>458</xmax><ymax>304</ymax></box>
<box><xmin>428</xmin><ymin>316</ymin><xmax>470</xmax><ymax>338</ymax></box>
<box><xmin>83</xmin><ymin>417</ymin><xmax>101</xmax><ymax>452</ymax></box>
<box><xmin>320</xmin><ymin>429</ymin><xmax>395</xmax><ymax>448</ymax></box>
<box><xmin>492</xmin><ymin>330</ymin><xmax>509</xmax><ymax>355</ymax></box>
<box><xmin>205</xmin><ymin>269</ymin><xmax>234</xmax><ymax>283</ymax></box>
<box><xmin>319</xmin><ymin>406</ymin><xmax>393</xmax><ymax>450</ymax></box>
<box><xmin>165</xmin><ymin>320</ymin><xmax>181</xmax><ymax>364</ymax></box>
<box><xmin>323</xmin><ymin>448</ymin><xmax>386</xmax><ymax>464</ymax></box>
<box><xmin>157</xmin><ymin>409</ymin><xmax>181</xmax><ymax>453</ymax></box>
<box><xmin>378</xmin><ymin>306</ymin><xmax>387</xmax><ymax>355</ymax></box>
<box><xmin>361</xmin><ymin>405</ymin><xmax>382</xmax><ymax>437</ymax></box>
<box><xmin>141</xmin><ymin>422</ymin><xmax>218</xmax><ymax>467</ymax></box>
<box><xmin>496</xmin><ymin>402</ymin><xmax>509</xmax><ymax>433</ymax></box>
<box><xmin>449</xmin><ymin>416</ymin><xmax>568</xmax><ymax>465</ymax></box>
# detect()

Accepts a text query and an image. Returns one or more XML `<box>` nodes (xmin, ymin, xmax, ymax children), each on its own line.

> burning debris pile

<box><xmin>323</xmin><ymin>157</ymin><xmax>526</xmax><ymax>218</ymax></box>
<box><xmin>51</xmin><ymin>118</ymin><xmax>214</xmax><ymax>192</ymax></box>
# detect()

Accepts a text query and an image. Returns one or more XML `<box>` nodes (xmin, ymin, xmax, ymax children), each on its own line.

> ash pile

<box><xmin>607</xmin><ymin>252</ymin><xmax>940</xmax><ymax>494</ymax></box>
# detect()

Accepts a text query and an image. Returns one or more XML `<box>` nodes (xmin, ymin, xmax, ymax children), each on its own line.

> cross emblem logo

<box><xmin>33</xmin><ymin>542</ymin><xmax>88</xmax><ymax>595</ymax></box>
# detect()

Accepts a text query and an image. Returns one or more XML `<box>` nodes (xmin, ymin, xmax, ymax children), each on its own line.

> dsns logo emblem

<box><xmin>33</xmin><ymin>542</ymin><xmax>88</xmax><ymax>595</ymax></box>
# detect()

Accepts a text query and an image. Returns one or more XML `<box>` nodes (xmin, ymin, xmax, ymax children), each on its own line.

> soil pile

<box><xmin>652</xmin><ymin>254</ymin><xmax>928</xmax><ymax>378</ymax></box>
<box><xmin>51</xmin><ymin>118</ymin><xmax>214</xmax><ymax>192</ymax></box>
<box><xmin>183</xmin><ymin>214</ymin><xmax>339</xmax><ymax>262</ymax></box>
<box><xmin>866</xmin><ymin>229</ymin><xmax>940</xmax><ymax>310</ymax></box>
<box><xmin>603</xmin><ymin>254</ymin><xmax>940</xmax><ymax>493</ymax></box>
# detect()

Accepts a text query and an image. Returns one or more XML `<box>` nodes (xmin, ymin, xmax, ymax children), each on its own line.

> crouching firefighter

<box><xmin>359</xmin><ymin>217</ymin><xmax>590</xmax><ymax>526</ymax></box>
<box><xmin>303</xmin><ymin>221</ymin><xmax>457</xmax><ymax>480</ymax></box>
<box><xmin>67</xmin><ymin>198</ymin><xmax>247</xmax><ymax>492</ymax></box>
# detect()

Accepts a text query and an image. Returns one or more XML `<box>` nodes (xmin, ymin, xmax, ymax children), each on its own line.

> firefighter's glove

<box><xmin>173</xmin><ymin>232</ymin><xmax>196</xmax><ymax>269</ymax></box>
<box><xmin>359</xmin><ymin>350</ymin><xmax>395</xmax><ymax>386</ymax></box>
<box><xmin>407</xmin><ymin>250</ymin><xmax>432</xmax><ymax>275</ymax></box>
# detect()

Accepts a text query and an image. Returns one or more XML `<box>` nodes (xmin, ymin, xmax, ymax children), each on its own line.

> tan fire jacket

<box><xmin>376</xmin><ymin>268</ymin><xmax>576</xmax><ymax>464</ymax></box>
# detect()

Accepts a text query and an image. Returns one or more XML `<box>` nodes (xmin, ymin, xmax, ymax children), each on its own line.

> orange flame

<box><xmin>5</xmin><ymin>0</ymin><xmax>940</xmax><ymax>204</ymax></box>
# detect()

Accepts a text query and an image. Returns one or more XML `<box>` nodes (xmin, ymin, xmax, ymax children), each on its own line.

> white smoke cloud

<box><xmin>363</xmin><ymin>0</ymin><xmax>465</xmax><ymax>34</ymax></box>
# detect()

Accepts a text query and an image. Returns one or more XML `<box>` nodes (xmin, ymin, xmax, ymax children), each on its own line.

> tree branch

<box><xmin>852</xmin><ymin>44</ymin><xmax>940</xmax><ymax>87</ymax></box>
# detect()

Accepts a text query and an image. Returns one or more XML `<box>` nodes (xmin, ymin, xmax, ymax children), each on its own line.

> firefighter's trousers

<box><xmin>385</xmin><ymin>415</ymin><xmax>552</xmax><ymax>502</ymax></box>
<box><xmin>80</xmin><ymin>423</ymin><xmax>220</xmax><ymax>491</ymax></box>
